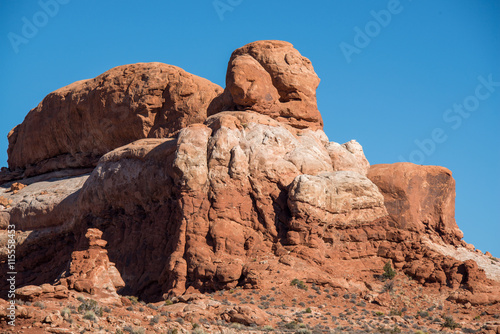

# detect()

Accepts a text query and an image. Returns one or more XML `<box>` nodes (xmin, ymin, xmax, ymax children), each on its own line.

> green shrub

<box><xmin>382</xmin><ymin>261</ymin><xmax>396</xmax><ymax>280</ymax></box>
<box><xmin>78</xmin><ymin>298</ymin><xmax>103</xmax><ymax>317</ymax></box>
<box><xmin>416</xmin><ymin>310</ymin><xmax>429</xmax><ymax>318</ymax></box>
<box><xmin>305</xmin><ymin>307</ymin><xmax>312</xmax><ymax>313</ymax></box>
<box><xmin>375</xmin><ymin>311</ymin><xmax>384</xmax><ymax>316</ymax></box>
<box><xmin>442</xmin><ymin>316</ymin><xmax>461</xmax><ymax>329</ymax></box>
<box><xmin>290</xmin><ymin>278</ymin><xmax>308</xmax><ymax>290</ymax></box>
<box><xmin>165</xmin><ymin>299</ymin><xmax>173</xmax><ymax>305</ymax></box>
<box><xmin>126</xmin><ymin>296</ymin><xmax>139</xmax><ymax>305</ymax></box>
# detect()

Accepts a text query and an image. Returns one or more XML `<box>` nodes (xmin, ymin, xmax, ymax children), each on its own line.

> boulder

<box><xmin>368</xmin><ymin>163</ymin><xmax>463</xmax><ymax>244</ymax></box>
<box><xmin>326</xmin><ymin>140</ymin><xmax>370</xmax><ymax>176</ymax></box>
<box><xmin>7</xmin><ymin>63</ymin><xmax>223</xmax><ymax>177</ymax></box>
<box><xmin>288</xmin><ymin>171</ymin><xmax>386</xmax><ymax>226</ymax></box>
<box><xmin>209</xmin><ymin>40</ymin><xmax>323</xmax><ymax>130</ymax></box>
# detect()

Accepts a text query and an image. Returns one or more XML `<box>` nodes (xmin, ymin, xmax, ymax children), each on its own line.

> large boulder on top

<box><xmin>7</xmin><ymin>62</ymin><xmax>223</xmax><ymax>177</ymax></box>
<box><xmin>209</xmin><ymin>40</ymin><xmax>323</xmax><ymax>130</ymax></box>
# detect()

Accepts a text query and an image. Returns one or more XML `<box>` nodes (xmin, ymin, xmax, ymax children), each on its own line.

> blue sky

<box><xmin>1</xmin><ymin>0</ymin><xmax>499</xmax><ymax>256</ymax></box>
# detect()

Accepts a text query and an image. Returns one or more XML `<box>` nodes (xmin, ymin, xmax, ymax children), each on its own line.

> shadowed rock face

<box><xmin>1</xmin><ymin>40</ymin><xmax>499</xmax><ymax>307</ymax></box>
<box><xmin>7</xmin><ymin>63</ymin><xmax>223</xmax><ymax>177</ymax></box>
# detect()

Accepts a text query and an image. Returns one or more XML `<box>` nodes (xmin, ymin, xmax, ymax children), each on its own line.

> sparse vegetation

<box><xmin>291</xmin><ymin>278</ymin><xmax>308</xmax><ymax>290</ymax></box>
<box><xmin>417</xmin><ymin>310</ymin><xmax>429</xmax><ymax>318</ymax></box>
<box><xmin>382</xmin><ymin>261</ymin><xmax>397</xmax><ymax>280</ymax></box>
<box><xmin>78</xmin><ymin>298</ymin><xmax>103</xmax><ymax>317</ymax></box>
<box><xmin>389</xmin><ymin>309</ymin><xmax>402</xmax><ymax>316</ymax></box>
<box><xmin>123</xmin><ymin>327</ymin><xmax>145</xmax><ymax>334</ymax></box>
<box><xmin>442</xmin><ymin>316</ymin><xmax>461</xmax><ymax>330</ymax></box>
<box><xmin>150</xmin><ymin>315</ymin><xmax>160</xmax><ymax>325</ymax></box>
<box><xmin>33</xmin><ymin>301</ymin><xmax>46</xmax><ymax>309</ymax></box>
<box><xmin>83</xmin><ymin>310</ymin><xmax>96</xmax><ymax>321</ymax></box>
<box><xmin>126</xmin><ymin>296</ymin><xmax>139</xmax><ymax>305</ymax></box>
<box><xmin>61</xmin><ymin>307</ymin><xmax>71</xmax><ymax>318</ymax></box>
<box><xmin>295</xmin><ymin>329</ymin><xmax>312</xmax><ymax>334</ymax></box>
<box><xmin>230</xmin><ymin>322</ymin><xmax>243</xmax><ymax>329</ymax></box>
<box><xmin>382</xmin><ymin>280</ymin><xmax>395</xmax><ymax>292</ymax></box>
<box><xmin>390</xmin><ymin>326</ymin><xmax>402</xmax><ymax>333</ymax></box>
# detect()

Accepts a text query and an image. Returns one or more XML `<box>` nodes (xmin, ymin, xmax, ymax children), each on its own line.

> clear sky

<box><xmin>1</xmin><ymin>0</ymin><xmax>499</xmax><ymax>256</ymax></box>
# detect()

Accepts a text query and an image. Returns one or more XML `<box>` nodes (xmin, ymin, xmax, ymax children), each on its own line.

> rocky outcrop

<box><xmin>368</xmin><ymin>163</ymin><xmax>463</xmax><ymax>244</ymax></box>
<box><xmin>288</xmin><ymin>171</ymin><xmax>386</xmax><ymax>227</ymax></box>
<box><xmin>69</xmin><ymin>110</ymin><xmax>381</xmax><ymax>299</ymax></box>
<box><xmin>60</xmin><ymin>228</ymin><xmax>125</xmax><ymax>301</ymax></box>
<box><xmin>7</xmin><ymin>63</ymin><xmax>222</xmax><ymax>177</ymax></box>
<box><xmin>0</xmin><ymin>172</ymin><xmax>88</xmax><ymax>290</ymax></box>
<box><xmin>326</xmin><ymin>140</ymin><xmax>370</xmax><ymax>176</ymax></box>
<box><xmin>1</xmin><ymin>40</ymin><xmax>499</xmax><ymax>314</ymax></box>
<box><xmin>209</xmin><ymin>40</ymin><xmax>323</xmax><ymax>131</ymax></box>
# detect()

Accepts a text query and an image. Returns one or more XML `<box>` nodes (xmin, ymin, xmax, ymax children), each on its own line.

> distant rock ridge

<box><xmin>1</xmin><ymin>40</ymin><xmax>499</xmax><ymax>310</ymax></box>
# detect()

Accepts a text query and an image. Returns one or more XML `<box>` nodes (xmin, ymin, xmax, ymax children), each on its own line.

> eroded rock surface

<box><xmin>7</xmin><ymin>63</ymin><xmax>222</xmax><ymax>177</ymax></box>
<box><xmin>1</xmin><ymin>40</ymin><xmax>498</xmax><ymax>317</ymax></box>
<box><xmin>209</xmin><ymin>40</ymin><xmax>323</xmax><ymax>130</ymax></box>
<box><xmin>68</xmin><ymin>111</ymin><xmax>382</xmax><ymax>299</ymax></box>
<box><xmin>368</xmin><ymin>163</ymin><xmax>463</xmax><ymax>244</ymax></box>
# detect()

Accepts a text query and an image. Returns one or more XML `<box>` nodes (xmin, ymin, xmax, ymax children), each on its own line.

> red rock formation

<box><xmin>7</xmin><ymin>63</ymin><xmax>222</xmax><ymax>177</ymax></box>
<box><xmin>60</xmin><ymin>228</ymin><xmax>125</xmax><ymax>301</ymax></box>
<box><xmin>368</xmin><ymin>163</ymin><xmax>463</xmax><ymax>244</ymax></box>
<box><xmin>1</xmin><ymin>41</ymin><xmax>499</xmax><ymax>314</ymax></box>
<box><xmin>209</xmin><ymin>40</ymin><xmax>323</xmax><ymax>130</ymax></box>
